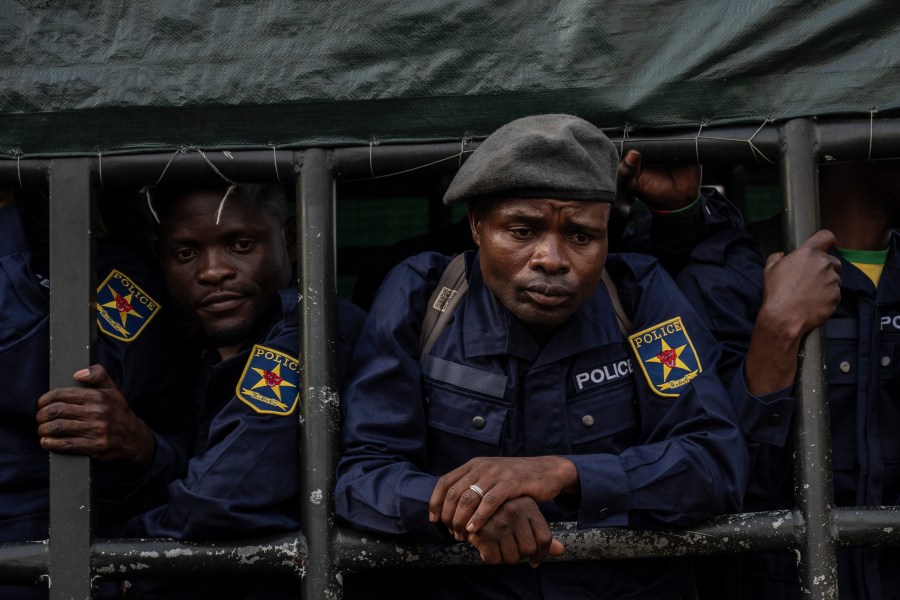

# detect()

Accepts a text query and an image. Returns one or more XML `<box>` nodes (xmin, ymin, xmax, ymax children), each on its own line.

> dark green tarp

<box><xmin>3</xmin><ymin>0</ymin><xmax>899</xmax><ymax>156</ymax></box>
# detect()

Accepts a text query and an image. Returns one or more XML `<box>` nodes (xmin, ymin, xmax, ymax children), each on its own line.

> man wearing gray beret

<box><xmin>336</xmin><ymin>114</ymin><xmax>749</xmax><ymax>599</ymax></box>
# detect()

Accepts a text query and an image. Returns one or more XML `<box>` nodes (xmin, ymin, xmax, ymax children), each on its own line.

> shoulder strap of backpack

<box><xmin>601</xmin><ymin>269</ymin><xmax>631</xmax><ymax>335</ymax></box>
<box><xmin>419</xmin><ymin>253</ymin><xmax>469</xmax><ymax>361</ymax></box>
<box><xmin>418</xmin><ymin>256</ymin><xmax>631</xmax><ymax>360</ymax></box>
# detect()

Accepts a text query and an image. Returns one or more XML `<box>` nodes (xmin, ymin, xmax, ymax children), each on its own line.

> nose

<box><xmin>528</xmin><ymin>234</ymin><xmax>570</xmax><ymax>274</ymax></box>
<box><xmin>197</xmin><ymin>249</ymin><xmax>236</xmax><ymax>285</ymax></box>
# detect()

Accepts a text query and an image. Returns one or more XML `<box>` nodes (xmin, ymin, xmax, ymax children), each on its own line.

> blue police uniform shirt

<box><xmin>738</xmin><ymin>234</ymin><xmax>900</xmax><ymax>600</ymax></box>
<box><xmin>335</xmin><ymin>249</ymin><xmax>749</xmax><ymax>599</ymax></box>
<box><xmin>124</xmin><ymin>289</ymin><xmax>364</xmax><ymax>600</ymax></box>
<box><xmin>656</xmin><ymin>190</ymin><xmax>900</xmax><ymax>600</ymax></box>
<box><xmin>0</xmin><ymin>204</ymin><xmax>190</xmax><ymax>599</ymax></box>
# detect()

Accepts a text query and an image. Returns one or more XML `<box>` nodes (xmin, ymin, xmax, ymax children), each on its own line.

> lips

<box><xmin>523</xmin><ymin>282</ymin><xmax>572</xmax><ymax>307</ymax></box>
<box><xmin>198</xmin><ymin>291</ymin><xmax>248</xmax><ymax>313</ymax></box>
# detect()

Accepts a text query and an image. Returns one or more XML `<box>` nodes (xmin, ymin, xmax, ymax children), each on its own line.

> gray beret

<box><xmin>443</xmin><ymin>114</ymin><xmax>619</xmax><ymax>205</ymax></box>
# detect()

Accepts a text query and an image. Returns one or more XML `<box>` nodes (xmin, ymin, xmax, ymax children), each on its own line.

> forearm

<box><xmin>743</xmin><ymin>306</ymin><xmax>804</xmax><ymax>396</ymax></box>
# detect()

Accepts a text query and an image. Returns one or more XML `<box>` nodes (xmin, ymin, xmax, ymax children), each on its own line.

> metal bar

<box><xmin>2</xmin><ymin>119</ymin><xmax>900</xmax><ymax>185</ymax></box>
<box><xmin>334</xmin><ymin>511</ymin><xmax>798</xmax><ymax>570</ymax></box>
<box><xmin>0</xmin><ymin>542</ymin><xmax>47</xmax><ymax>582</ymax></box>
<box><xmin>297</xmin><ymin>149</ymin><xmax>341</xmax><ymax>600</ymax></box>
<box><xmin>48</xmin><ymin>158</ymin><xmax>96</xmax><ymax>599</ymax></box>
<box><xmin>93</xmin><ymin>534</ymin><xmax>305</xmax><ymax>580</ymax></box>
<box><xmin>779</xmin><ymin>119</ymin><xmax>837</xmax><ymax>600</ymax></box>
<box><xmin>833</xmin><ymin>507</ymin><xmax>900</xmax><ymax>547</ymax></box>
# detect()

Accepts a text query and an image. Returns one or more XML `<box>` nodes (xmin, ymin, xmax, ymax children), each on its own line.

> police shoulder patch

<box><xmin>235</xmin><ymin>345</ymin><xmax>300</xmax><ymax>416</ymax></box>
<box><xmin>628</xmin><ymin>317</ymin><xmax>702</xmax><ymax>398</ymax></box>
<box><xmin>96</xmin><ymin>269</ymin><xmax>161</xmax><ymax>342</ymax></box>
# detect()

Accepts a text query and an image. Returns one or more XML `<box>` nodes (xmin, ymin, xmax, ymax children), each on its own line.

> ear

<box><xmin>284</xmin><ymin>216</ymin><xmax>297</xmax><ymax>263</ymax></box>
<box><xmin>468</xmin><ymin>205</ymin><xmax>481</xmax><ymax>247</ymax></box>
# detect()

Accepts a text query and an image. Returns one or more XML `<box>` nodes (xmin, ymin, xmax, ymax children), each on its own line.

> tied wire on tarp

<box><xmin>141</xmin><ymin>146</ymin><xmax>242</xmax><ymax>225</ymax></box>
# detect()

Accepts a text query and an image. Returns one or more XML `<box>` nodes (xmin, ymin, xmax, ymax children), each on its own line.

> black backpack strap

<box><xmin>601</xmin><ymin>269</ymin><xmax>631</xmax><ymax>335</ymax></box>
<box><xmin>419</xmin><ymin>253</ymin><xmax>469</xmax><ymax>361</ymax></box>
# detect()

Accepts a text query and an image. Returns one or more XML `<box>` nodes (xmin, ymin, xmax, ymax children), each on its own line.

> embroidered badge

<box><xmin>628</xmin><ymin>317</ymin><xmax>702</xmax><ymax>397</ymax></box>
<box><xmin>96</xmin><ymin>269</ymin><xmax>160</xmax><ymax>342</ymax></box>
<box><xmin>236</xmin><ymin>345</ymin><xmax>300</xmax><ymax>416</ymax></box>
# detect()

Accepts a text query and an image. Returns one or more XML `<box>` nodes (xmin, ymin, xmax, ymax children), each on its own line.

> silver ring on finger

<box><xmin>468</xmin><ymin>484</ymin><xmax>485</xmax><ymax>500</ymax></box>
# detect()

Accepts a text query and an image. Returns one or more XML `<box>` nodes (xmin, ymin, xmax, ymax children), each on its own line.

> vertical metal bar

<box><xmin>48</xmin><ymin>158</ymin><xmax>96</xmax><ymax>599</ymax></box>
<box><xmin>779</xmin><ymin>119</ymin><xmax>838</xmax><ymax>599</ymax></box>
<box><xmin>297</xmin><ymin>149</ymin><xmax>341</xmax><ymax>600</ymax></box>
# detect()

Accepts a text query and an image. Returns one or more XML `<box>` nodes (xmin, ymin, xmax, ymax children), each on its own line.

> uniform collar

<box><xmin>462</xmin><ymin>252</ymin><xmax>623</xmax><ymax>366</ymax></box>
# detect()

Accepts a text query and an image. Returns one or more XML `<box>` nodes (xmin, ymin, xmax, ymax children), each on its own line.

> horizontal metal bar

<box><xmin>1</xmin><ymin>119</ymin><xmax>899</xmax><ymax>186</ymax></box>
<box><xmin>0</xmin><ymin>534</ymin><xmax>305</xmax><ymax>583</ymax></box>
<box><xmin>93</xmin><ymin>534</ymin><xmax>306</xmax><ymax>580</ymax></box>
<box><xmin>334</xmin><ymin>512</ymin><xmax>798</xmax><ymax>571</ymax></box>
<box><xmin>0</xmin><ymin>542</ymin><xmax>47</xmax><ymax>582</ymax></box>
<box><xmin>833</xmin><ymin>507</ymin><xmax>900</xmax><ymax>548</ymax></box>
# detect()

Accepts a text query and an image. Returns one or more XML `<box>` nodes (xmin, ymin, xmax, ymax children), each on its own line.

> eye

<box><xmin>231</xmin><ymin>239</ymin><xmax>257</xmax><ymax>253</ymax></box>
<box><xmin>569</xmin><ymin>232</ymin><xmax>592</xmax><ymax>245</ymax></box>
<box><xmin>509</xmin><ymin>227</ymin><xmax>536</xmax><ymax>239</ymax></box>
<box><xmin>172</xmin><ymin>247</ymin><xmax>197</xmax><ymax>263</ymax></box>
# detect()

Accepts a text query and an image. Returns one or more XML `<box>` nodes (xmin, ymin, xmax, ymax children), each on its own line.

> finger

<box><xmin>465</xmin><ymin>480</ymin><xmax>512</xmax><ymax>534</ymax></box>
<box><xmin>474</xmin><ymin>540</ymin><xmax>501</xmax><ymax>566</ymax></box>
<box><xmin>525</xmin><ymin>515</ymin><xmax>554</xmax><ymax>567</ymax></box>
<box><xmin>616</xmin><ymin>150</ymin><xmax>642</xmax><ymax>187</ymax></box>
<box><xmin>450</xmin><ymin>483</ymin><xmax>486</xmax><ymax>535</ymax></box>
<box><xmin>36</xmin><ymin>386</ymin><xmax>98</xmax><ymax>409</ymax></box>
<box><xmin>802</xmin><ymin>229</ymin><xmax>837</xmax><ymax>252</ymax></box>
<box><xmin>764</xmin><ymin>251</ymin><xmax>784</xmax><ymax>274</ymax></box>
<box><xmin>37</xmin><ymin>416</ymin><xmax>94</xmax><ymax>439</ymax></box>
<box><xmin>35</xmin><ymin>400</ymin><xmax>91</xmax><ymax>425</ymax></box>
<box><xmin>548</xmin><ymin>538</ymin><xmax>565</xmax><ymax>557</ymax></box>
<box><xmin>73</xmin><ymin>364</ymin><xmax>116</xmax><ymax>390</ymax></box>
<box><xmin>39</xmin><ymin>434</ymin><xmax>98</xmax><ymax>455</ymax></box>
<box><xmin>498</xmin><ymin>533</ymin><xmax>521</xmax><ymax>565</ymax></box>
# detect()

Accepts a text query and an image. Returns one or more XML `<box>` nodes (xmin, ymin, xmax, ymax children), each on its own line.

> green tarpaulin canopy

<box><xmin>3</xmin><ymin>0</ymin><xmax>898</xmax><ymax>156</ymax></box>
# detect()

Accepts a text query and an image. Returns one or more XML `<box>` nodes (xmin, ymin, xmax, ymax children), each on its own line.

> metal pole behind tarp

<box><xmin>48</xmin><ymin>158</ymin><xmax>96</xmax><ymax>599</ymax></box>
<box><xmin>297</xmin><ymin>149</ymin><xmax>341</xmax><ymax>600</ymax></box>
<box><xmin>779</xmin><ymin>118</ymin><xmax>837</xmax><ymax>599</ymax></box>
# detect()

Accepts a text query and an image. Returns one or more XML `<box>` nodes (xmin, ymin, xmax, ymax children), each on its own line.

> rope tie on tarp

<box><xmin>142</xmin><ymin>146</ymin><xmax>238</xmax><ymax>225</ymax></box>
<box><xmin>346</xmin><ymin>134</ymin><xmax>476</xmax><ymax>183</ymax></box>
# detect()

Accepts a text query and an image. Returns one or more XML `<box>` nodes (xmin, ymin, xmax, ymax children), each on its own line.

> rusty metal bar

<box><xmin>48</xmin><ymin>158</ymin><xmax>96</xmax><ymax>599</ymax></box>
<box><xmin>779</xmin><ymin>118</ymin><xmax>837</xmax><ymax>600</ymax></box>
<box><xmin>297</xmin><ymin>149</ymin><xmax>341</xmax><ymax>600</ymax></box>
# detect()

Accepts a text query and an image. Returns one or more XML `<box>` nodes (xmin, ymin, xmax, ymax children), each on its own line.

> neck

<box><xmin>820</xmin><ymin>172</ymin><xmax>892</xmax><ymax>251</ymax></box>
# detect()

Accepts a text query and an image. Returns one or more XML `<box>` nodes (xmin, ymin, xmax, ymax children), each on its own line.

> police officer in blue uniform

<box><xmin>335</xmin><ymin>114</ymin><xmax>750</xmax><ymax>599</ymax></box>
<box><xmin>106</xmin><ymin>184</ymin><xmax>365</xmax><ymax>598</ymax></box>
<box><xmin>735</xmin><ymin>160</ymin><xmax>899</xmax><ymax>600</ymax></box>
<box><xmin>0</xmin><ymin>188</ymin><xmax>190</xmax><ymax>599</ymax></box>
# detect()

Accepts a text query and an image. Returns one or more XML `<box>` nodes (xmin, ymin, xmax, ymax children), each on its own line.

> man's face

<box><xmin>158</xmin><ymin>190</ymin><xmax>292</xmax><ymax>350</ymax></box>
<box><xmin>469</xmin><ymin>197</ymin><xmax>610</xmax><ymax>344</ymax></box>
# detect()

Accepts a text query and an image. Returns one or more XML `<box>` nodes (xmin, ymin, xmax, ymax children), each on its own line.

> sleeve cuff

<box><xmin>731</xmin><ymin>367</ymin><xmax>796</xmax><ymax>447</ymax></box>
<box><xmin>566</xmin><ymin>453</ymin><xmax>630</xmax><ymax>528</ymax></box>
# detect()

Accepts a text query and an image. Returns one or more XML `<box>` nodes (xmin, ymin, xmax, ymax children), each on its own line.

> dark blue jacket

<box><xmin>128</xmin><ymin>289</ymin><xmax>365</xmax><ymax>599</ymax></box>
<box><xmin>739</xmin><ymin>233</ymin><xmax>900</xmax><ymax>600</ymax></box>
<box><xmin>335</xmin><ymin>250</ymin><xmax>749</xmax><ymax>600</ymax></box>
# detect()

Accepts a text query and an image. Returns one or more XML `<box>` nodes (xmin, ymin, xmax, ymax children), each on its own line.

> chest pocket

<box><xmin>422</xmin><ymin>355</ymin><xmax>509</xmax><ymax>446</ymax></box>
<box><xmin>824</xmin><ymin>318</ymin><xmax>859</xmax><ymax>472</ymax></box>
<box><xmin>566</xmin><ymin>378</ymin><xmax>638</xmax><ymax>452</ymax></box>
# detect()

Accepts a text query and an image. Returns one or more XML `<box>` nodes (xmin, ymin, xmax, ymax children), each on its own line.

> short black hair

<box><xmin>151</xmin><ymin>183</ymin><xmax>289</xmax><ymax>226</ymax></box>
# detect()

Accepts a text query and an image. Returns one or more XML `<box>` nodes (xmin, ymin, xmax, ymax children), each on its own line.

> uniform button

<box><xmin>840</xmin><ymin>361</ymin><xmax>851</xmax><ymax>373</ymax></box>
<box><xmin>472</xmin><ymin>416</ymin><xmax>485</xmax><ymax>429</ymax></box>
<box><xmin>767</xmin><ymin>414</ymin><xmax>782</xmax><ymax>426</ymax></box>
<box><xmin>882</xmin><ymin>356</ymin><xmax>892</xmax><ymax>367</ymax></box>
<box><xmin>581</xmin><ymin>415</ymin><xmax>595</xmax><ymax>428</ymax></box>
<box><xmin>597</xmin><ymin>508</ymin><xmax>609</xmax><ymax>519</ymax></box>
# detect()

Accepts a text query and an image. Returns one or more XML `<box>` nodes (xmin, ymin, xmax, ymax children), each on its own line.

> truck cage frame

<box><xmin>2</xmin><ymin>116</ymin><xmax>900</xmax><ymax>600</ymax></box>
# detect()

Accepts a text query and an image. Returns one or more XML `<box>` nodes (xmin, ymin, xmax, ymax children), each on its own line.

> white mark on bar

<box><xmin>310</xmin><ymin>489</ymin><xmax>324</xmax><ymax>504</ymax></box>
<box><xmin>165</xmin><ymin>548</ymin><xmax>194</xmax><ymax>558</ymax></box>
<box><xmin>772</xmin><ymin>517</ymin><xmax>785</xmax><ymax>528</ymax></box>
